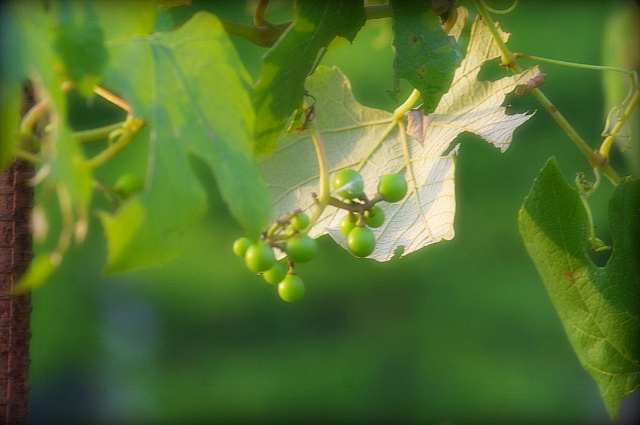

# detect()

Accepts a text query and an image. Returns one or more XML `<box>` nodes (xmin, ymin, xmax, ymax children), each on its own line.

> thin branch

<box><xmin>473</xmin><ymin>0</ymin><xmax>621</xmax><ymax>185</ymax></box>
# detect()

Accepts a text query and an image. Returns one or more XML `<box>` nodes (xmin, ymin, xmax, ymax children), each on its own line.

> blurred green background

<box><xmin>27</xmin><ymin>1</ymin><xmax>639</xmax><ymax>424</ymax></box>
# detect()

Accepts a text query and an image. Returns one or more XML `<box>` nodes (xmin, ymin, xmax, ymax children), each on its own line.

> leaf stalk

<box><xmin>305</xmin><ymin>121</ymin><xmax>331</xmax><ymax>230</ymax></box>
<box><xmin>393</xmin><ymin>89</ymin><xmax>421</xmax><ymax>121</ymax></box>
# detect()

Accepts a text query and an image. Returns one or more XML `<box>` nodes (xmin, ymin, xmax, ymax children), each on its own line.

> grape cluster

<box><xmin>333</xmin><ymin>169</ymin><xmax>407</xmax><ymax>258</ymax></box>
<box><xmin>233</xmin><ymin>210</ymin><xmax>316</xmax><ymax>302</ymax></box>
<box><xmin>232</xmin><ymin>169</ymin><xmax>408</xmax><ymax>302</ymax></box>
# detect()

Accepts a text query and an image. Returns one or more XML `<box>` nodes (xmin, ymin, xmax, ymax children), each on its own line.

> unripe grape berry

<box><xmin>245</xmin><ymin>240</ymin><xmax>276</xmax><ymax>273</ymax></box>
<box><xmin>332</xmin><ymin>169</ymin><xmax>364</xmax><ymax>199</ymax></box>
<box><xmin>285</xmin><ymin>234</ymin><xmax>317</xmax><ymax>263</ymax></box>
<box><xmin>347</xmin><ymin>226</ymin><xmax>376</xmax><ymax>257</ymax></box>
<box><xmin>291</xmin><ymin>212</ymin><xmax>309</xmax><ymax>230</ymax></box>
<box><xmin>263</xmin><ymin>260</ymin><xmax>288</xmax><ymax>285</ymax></box>
<box><xmin>340</xmin><ymin>213</ymin><xmax>357</xmax><ymax>237</ymax></box>
<box><xmin>113</xmin><ymin>174</ymin><xmax>144</xmax><ymax>199</ymax></box>
<box><xmin>233</xmin><ymin>237</ymin><xmax>252</xmax><ymax>257</ymax></box>
<box><xmin>365</xmin><ymin>205</ymin><xmax>385</xmax><ymax>228</ymax></box>
<box><xmin>378</xmin><ymin>173</ymin><xmax>408</xmax><ymax>203</ymax></box>
<box><xmin>278</xmin><ymin>273</ymin><xmax>305</xmax><ymax>302</ymax></box>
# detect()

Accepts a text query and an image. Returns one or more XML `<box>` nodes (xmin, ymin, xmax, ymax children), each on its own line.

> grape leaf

<box><xmin>93</xmin><ymin>0</ymin><xmax>158</xmax><ymax>41</ymax></box>
<box><xmin>519</xmin><ymin>158</ymin><xmax>640</xmax><ymax>421</ymax></box>
<box><xmin>51</xmin><ymin>0</ymin><xmax>108</xmax><ymax>96</ymax></box>
<box><xmin>0</xmin><ymin>0</ymin><xmax>157</xmax><ymax>170</ymax></box>
<box><xmin>99</xmin><ymin>11</ymin><xmax>272</xmax><ymax>273</ymax></box>
<box><xmin>3</xmin><ymin>1</ymin><xmax>101</xmax><ymax>291</ymax></box>
<box><xmin>252</xmin><ymin>0</ymin><xmax>366</xmax><ymax>154</ymax></box>
<box><xmin>390</xmin><ymin>0</ymin><xmax>462</xmax><ymax>113</ymax></box>
<box><xmin>259</xmin><ymin>16</ymin><xmax>537</xmax><ymax>261</ymax></box>
<box><xmin>3</xmin><ymin>1</ymin><xmax>94</xmax><ymax>214</ymax></box>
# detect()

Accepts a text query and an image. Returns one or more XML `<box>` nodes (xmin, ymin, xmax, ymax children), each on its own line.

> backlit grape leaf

<box><xmin>390</xmin><ymin>0</ymin><xmax>462</xmax><ymax>113</ymax></box>
<box><xmin>519</xmin><ymin>158</ymin><xmax>640</xmax><ymax>421</ymax></box>
<box><xmin>99</xmin><ymin>11</ymin><xmax>271</xmax><ymax>273</ymax></box>
<box><xmin>253</xmin><ymin>0</ymin><xmax>366</xmax><ymax>154</ymax></box>
<box><xmin>259</xmin><ymin>16</ymin><xmax>537</xmax><ymax>261</ymax></box>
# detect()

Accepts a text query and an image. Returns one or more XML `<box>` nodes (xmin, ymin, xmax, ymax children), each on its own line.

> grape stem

<box><xmin>393</xmin><ymin>89</ymin><xmax>421</xmax><ymax>121</ymax></box>
<box><xmin>514</xmin><ymin>54</ymin><xmax>639</xmax><ymax>159</ymax></box>
<box><xmin>473</xmin><ymin>0</ymin><xmax>623</xmax><ymax>186</ymax></box>
<box><xmin>327</xmin><ymin>194</ymin><xmax>384</xmax><ymax>213</ymax></box>
<box><xmin>305</xmin><ymin>121</ymin><xmax>330</xmax><ymax>232</ymax></box>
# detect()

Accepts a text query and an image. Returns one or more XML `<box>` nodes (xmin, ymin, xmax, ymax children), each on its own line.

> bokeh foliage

<box><xmin>25</xmin><ymin>1</ymin><xmax>638</xmax><ymax>424</ymax></box>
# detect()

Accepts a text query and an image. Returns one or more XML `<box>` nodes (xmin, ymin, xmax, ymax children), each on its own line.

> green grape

<box><xmin>339</xmin><ymin>213</ymin><xmax>357</xmax><ymax>237</ymax></box>
<box><xmin>347</xmin><ymin>226</ymin><xmax>376</xmax><ymax>257</ymax></box>
<box><xmin>245</xmin><ymin>240</ymin><xmax>275</xmax><ymax>273</ymax></box>
<box><xmin>113</xmin><ymin>174</ymin><xmax>144</xmax><ymax>199</ymax></box>
<box><xmin>365</xmin><ymin>205</ymin><xmax>385</xmax><ymax>228</ymax></box>
<box><xmin>332</xmin><ymin>169</ymin><xmax>364</xmax><ymax>199</ymax></box>
<box><xmin>285</xmin><ymin>234</ymin><xmax>317</xmax><ymax>263</ymax></box>
<box><xmin>233</xmin><ymin>237</ymin><xmax>252</xmax><ymax>257</ymax></box>
<box><xmin>378</xmin><ymin>173</ymin><xmax>408</xmax><ymax>203</ymax></box>
<box><xmin>263</xmin><ymin>260</ymin><xmax>288</xmax><ymax>285</ymax></box>
<box><xmin>291</xmin><ymin>212</ymin><xmax>310</xmax><ymax>230</ymax></box>
<box><xmin>278</xmin><ymin>273</ymin><xmax>305</xmax><ymax>302</ymax></box>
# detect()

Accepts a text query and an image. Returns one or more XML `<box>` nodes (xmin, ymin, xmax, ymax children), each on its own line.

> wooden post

<box><xmin>0</xmin><ymin>159</ymin><xmax>34</xmax><ymax>424</ymax></box>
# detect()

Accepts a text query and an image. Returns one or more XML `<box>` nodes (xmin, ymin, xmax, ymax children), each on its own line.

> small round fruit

<box><xmin>332</xmin><ymin>169</ymin><xmax>364</xmax><ymax>199</ymax></box>
<box><xmin>278</xmin><ymin>273</ymin><xmax>305</xmax><ymax>302</ymax></box>
<box><xmin>285</xmin><ymin>234</ymin><xmax>317</xmax><ymax>263</ymax></box>
<box><xmin>113</xmin><ymin>174</ymin><xmax>144</xmax><ymax>199</ymax></box>
<box><xmin>245</xmin><ymin>240</ymin><xmax>276</xmax><ymax>273</ymax></box>
<box><xmin>340</xmin><ymin>213</ymin><xmax>357</xmax><ymax>238</ymax></box>
<box><xmin>347</xmin><ymin>226</ymin><xmax>376</xmax><ymax>258</ymax></box>
<box><xmin>263</xmin><ymin>261</ymin><xmax>288</xmax><ymax>285</ymax></box>
<box><xmin>365</xmin><ymin>205</ymin><xmax>385</xmax><ymax>228</ymax></box>
<box><xmin>233</xmin><ymin>237</ymin><xmax>252</xmax><ymax>257</ymax></box>
<box><xmin>291</xmin><ymin>212</ymin><xmax>309</xmax><ymax>230</ymax></box>
<box><xmin>378</xmin><ymin>173</ymin><xmax>408</xmax><ymax>203</ymax></box>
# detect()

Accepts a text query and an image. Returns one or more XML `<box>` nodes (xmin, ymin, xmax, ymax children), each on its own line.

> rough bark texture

<box><xmin>0</xmin><ymin>159</ymin><xmax>34</xmax><ymax>425</ymax></box>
